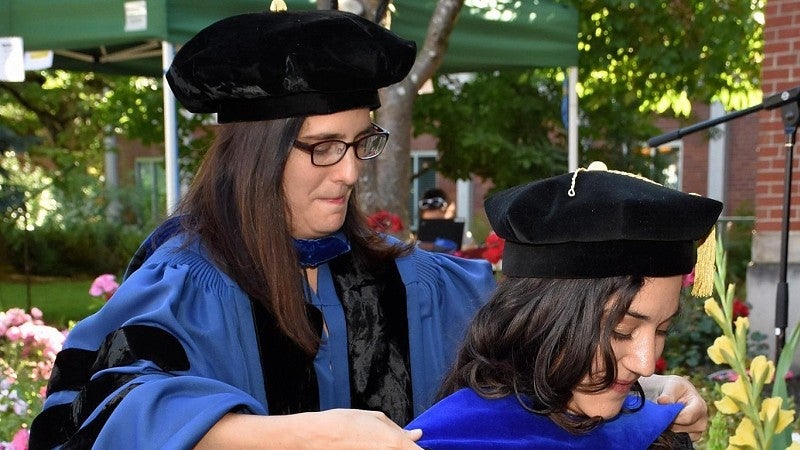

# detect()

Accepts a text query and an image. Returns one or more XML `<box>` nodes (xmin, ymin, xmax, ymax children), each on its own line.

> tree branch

<box><xmin>406</xmin><ymin>0</ymin><xmax>464</xmax><ymax>91</ymax></box>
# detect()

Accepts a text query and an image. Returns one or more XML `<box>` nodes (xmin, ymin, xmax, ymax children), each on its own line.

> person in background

<box><xmin>30</xmin><ymin>7</ymin><xmax>709</xmax><ymax>449</ymax></box>
<box><xmin>419</xmin><ymin>188</ymin><xmax>455</xmax><ymax>220</ymax></box>
<box><xmin>417</xmin><ymin>188</ymin><xmax>461</xmax><ymax>253</ymax></box>
<box><xmin>406</xmin><ymin>162</ymin><xmax>722</xmax><ymax>449</ymax></box>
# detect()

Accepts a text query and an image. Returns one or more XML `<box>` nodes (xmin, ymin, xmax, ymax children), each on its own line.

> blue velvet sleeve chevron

<box><xmin>30</xmin><ymin>235</ymin><xmax>267</xmax><ymax>450</ymax></box>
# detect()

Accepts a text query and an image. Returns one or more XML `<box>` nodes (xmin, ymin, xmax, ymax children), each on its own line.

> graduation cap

<box><xmin>166</xmin><ymin>9</ymin><xmax>416</xmax><ymax>123</ymax></box>
<box><xmin>485</xmin><ymin>162</ymin><xmax>723</xmax><ymax>296</ymax></box>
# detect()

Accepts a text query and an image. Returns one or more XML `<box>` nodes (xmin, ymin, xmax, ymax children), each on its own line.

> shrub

<box><xmin>0</xmin><ymin>308</ymin><xmax>67</xmax><ymax>446</ymax></box>
<box><xmin>3</xmin><ymin>221</ymin><xmax>146</xmax><ymax>278</ymax></box>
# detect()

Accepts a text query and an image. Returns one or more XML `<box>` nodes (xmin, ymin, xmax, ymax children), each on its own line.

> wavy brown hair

<box><xmin>438</xmin><ymin>276</ymin><xmax>646</xmax><ymax>432</ymax></box>
<box><xmin>176</xmin><ymin>117</ymin><xmax>411</xmax><ymax>354</ymax></box>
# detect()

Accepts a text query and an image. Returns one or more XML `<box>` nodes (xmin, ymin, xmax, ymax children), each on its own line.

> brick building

<box><xmin>748</xmin><ymin>0</ymin><xmax>800</xmax><ymax>363</ymax></box>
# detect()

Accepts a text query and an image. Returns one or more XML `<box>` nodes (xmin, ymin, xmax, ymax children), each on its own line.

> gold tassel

<box><xmin>691</xmin><ymin>225</ymin><xmax>716</xmax><ymax>298</ymax></box>
<box><xmin>270</xmin><ymin>0</ymin><xmax>288</xmax><ymax>12</ymax></box>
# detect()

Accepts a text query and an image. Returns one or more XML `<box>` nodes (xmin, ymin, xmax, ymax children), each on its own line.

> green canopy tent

<box><xmin>1</xmin><ymin>0</ymin><xmax>578</xmax><ymax>210</ymax></box>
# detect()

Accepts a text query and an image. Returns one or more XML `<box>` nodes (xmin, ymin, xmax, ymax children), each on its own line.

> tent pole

<box><xmin>567</xmin><ymin>66</ymin><xmax>579</xmax><ymax>171</ymax></box>
<box><xmin>162</xmin><ymin>41</ymin><xmax>179</xmax><ymax>215</ymax></box>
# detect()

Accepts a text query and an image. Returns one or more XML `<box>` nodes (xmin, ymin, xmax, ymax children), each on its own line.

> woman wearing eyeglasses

<box><xmin>31</xmin><ymin>8</ymin><xmax>708</xmax><ymax>450</ymax></box>
<box><xmin>29</xmin><ymin>10</ymin><xmax>492</xmax><ymax>450</ymax></box>
<box><xmin>419</xmin><ymin>188</ymin><xmax>454</xmax><ymax>220</ymax></box>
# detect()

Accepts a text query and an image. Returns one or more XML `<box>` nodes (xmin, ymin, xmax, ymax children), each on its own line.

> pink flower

<box><xmin>30</xmin><ymin>308</ymin><xmax>42</xmax><ymax>322</ymax></box>
<box><xmin>5</xmin><ymin>326</ymin><xmax>22</xmax><ymax>341</ymax></box>
<box><xmin>89</xmin><ymin>274</ymin><xmax>119</xmax><ymax>301</ymax></box>
<box><xmin>681</xmin><ymin>270</ymin><xmax>695</xmax><ymax>288</ymax></box>
<box><xmin>9</xmin><ymin>428</ymin><xmax>29</xmax><ymax>450</ymax></box>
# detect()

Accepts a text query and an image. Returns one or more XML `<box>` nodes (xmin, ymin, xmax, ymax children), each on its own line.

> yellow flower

<box><xmin>759</xmin><ymin>396</ymin><xmax>782</xmax><ymax>423</ymax></box>
<box><xmin>708</xmin><ymin>336</ymin><xmax>736</xmax><ymax>365</ymax></box>
<box><xmin>705</xmin><ymin>298</ymin><xmax>726</xmax><ymax>325</ymax></box>
<box><xmin>714</xmin><ymin>395</ymin><xmax>740</xmax><ymax>414</ymax></box>
<box><xmin>734</xmin><ymin>316</ymin><xmax>749</xmax><ymax>331</ymax></box>
<box><xmin>749</xmin><ymin>355</ymin><xmax>775</xmax><ymax>385</ymax></box>
<box><xmin>787</xmin><ymin>442</ymin><xmax>800</xmax><ymax>450</ymax></box>
<box><xmin>721</xmin><ymin>378</ymin><xmax>749</xmax><ymax>405</ymax></box>
<box><xmin>775</xmin><ymin>407</ymin><xmax>795</xmax><ymax>434</ymax></box>
<box><xmin>728</xmin><ymin>417</ymin><xmax>757</xmax><ymax>448</ymax></box>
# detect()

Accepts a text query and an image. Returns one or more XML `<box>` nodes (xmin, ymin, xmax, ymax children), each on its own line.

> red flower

<box><xmin>655</xmin><ymin>356</ymin><xmax>667</xmax><ymax>374</ymax></box>
<box><xmin>732</xmin><ymin>298</ymin><xmax>750</xmax><ymax>318</ymax></box>
<box><xmin>367</xmin><ymin>210</ymin><xmax>403</xmax><ymax>234</ymax></box>
<box><xmin>481</xmin><ymin>232</ymin><xmax>505</xmax><ymax>264</ymax></box>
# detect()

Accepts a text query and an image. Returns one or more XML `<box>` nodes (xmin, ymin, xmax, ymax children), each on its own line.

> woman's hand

<box><xmin>196</xmin><ymin>409</ymin><xmax>423</xmax><ymax>449</ymax></box>
<box><xmin>640</xmin><ymin>373</ymin><xmax>708</xmax><ymax>441</ymax></box>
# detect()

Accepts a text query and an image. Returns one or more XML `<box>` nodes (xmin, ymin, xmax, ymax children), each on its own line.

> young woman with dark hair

<box><xmin>406</xmin><ymin>164</ymin><xmax>723</xmax><ymax>449</ymax></box>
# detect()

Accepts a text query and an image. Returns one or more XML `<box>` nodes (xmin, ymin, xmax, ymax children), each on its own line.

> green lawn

<box><xmin>0</xmin><ymin>278</ymin><xmax>102</xmax><ymax>328</ymax></box>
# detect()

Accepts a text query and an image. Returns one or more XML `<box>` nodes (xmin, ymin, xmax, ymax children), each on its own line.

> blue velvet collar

<box><xmin>406</xmin><ymin>388</ymin><xmax>686</xmax><ymax>449</ymax></box>
<box><xmin>293</xmin><ymin>232</ymin><xmax>351</xmax><ymax>268</ymax></box>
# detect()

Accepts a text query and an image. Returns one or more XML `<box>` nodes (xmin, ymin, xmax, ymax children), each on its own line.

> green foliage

<box><xmin>717</xmin><ymin>202</ymin><xmax>755</xmax><ymax>296</ymax></box>
<box><xmin>705</xmin><ymin>408</ymin><xmax>733</xmax><ymax>450</ymax></box>
<box><xmin>0</xmin><ymin>71</ymin><xmax>212</xmax><ymax>227</ymax></box>
<box><xmin>0</xmin><ymin>279</ymin><xmax>101</xmax><ymax>328</ymax></box>
<box><xmin>413</xmin><ymin>71</ymin><xmax>567</xmax><ymax>192</ymax></box>
<box><xmin>414</xmin><ymin>0</ymin><xmax>763</xmax><ymax>190</ymax></box>
<box><xmin>1</xmin><ymin>220</ymin><xmax>146</xmax><ymax>278</ymax></box>
<box><xmin>664</xmin><ymin>217</ymin><xmax>755</xmax><ymax>374</ymax></box>
<box><xmin>573</xmin><ymin>0</ymin><xmax>764</xmax><ymax>116</ymax></box>
<box><xmin>664</xmin><ymin>287</ymin><xmax>721</xmax><ymax>370</ymax></box>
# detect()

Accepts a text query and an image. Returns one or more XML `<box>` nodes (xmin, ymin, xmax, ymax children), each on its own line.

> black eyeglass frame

<box><xmin>419</xmin><ymin>197</ymin><xmax>448</xmax><ymax>210</ymax></box>
<box><xmin>293</xmin><ymin>122</ymin><xmax>390</xmax><ymax>167</ymax></box>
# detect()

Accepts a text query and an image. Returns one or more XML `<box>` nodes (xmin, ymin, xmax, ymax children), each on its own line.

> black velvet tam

<box><xmin>166</xmin><ymin>10</ymin><xmax>416</xmax><ymax>123</ymax></box>
<box><xmin>485</xmin><ymin>164</ymin><xmax>723</xmax><ymax>278</ymax></box>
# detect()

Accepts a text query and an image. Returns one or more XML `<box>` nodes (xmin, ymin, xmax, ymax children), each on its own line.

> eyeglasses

<box><xmin>293</xmin><ymin>123</ymin><xmax>390</xmax><ymax>167</ymax></box>
<box><xmin>419</xmin><ymin>197</ymin><xmax>448</xmax><ymax>210</ymax></box>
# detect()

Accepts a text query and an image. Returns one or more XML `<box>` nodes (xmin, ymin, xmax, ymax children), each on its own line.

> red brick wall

<box><xmin>726</xmin><ymin>114</ymin><xmax>759</xmax><ymax>214</ymax></box>
<box><xmin>680</xmin><ymin>103</ymin><xmax>712</xmax><ymax>197</ymax></box>
<box><xmin>653</xmin><ymin>103</ymin><xmax>758</xmax><ymax>215</ymax></box>
<box><xmin>759</xmin><ymin>0</ymin><xmax>800</xmax><ymax>233</ymax></box>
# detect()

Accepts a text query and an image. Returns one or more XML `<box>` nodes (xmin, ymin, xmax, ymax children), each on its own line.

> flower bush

<box><xmin>0</xmin><ymin>274</ymin><xmax>114</xmax><ymax>447</ymax></box>
<box><xmin>664</xmin><ymin>272</ymin><xmax>759</xmax><ymax>376</ymax></box>
<box><xmin>0</xmin><ymin>307</ymin><xmax>67</xmax><ymax>448</ymax></box>
<box><xmin>366</xmin><ymin>210</ymin><xmax>404</xmax><ymax>234</ymax></box>
<box><xmin>704</xmin><ymin>239</ymin><xmax>800</xmax><ymax>450</ymax></box>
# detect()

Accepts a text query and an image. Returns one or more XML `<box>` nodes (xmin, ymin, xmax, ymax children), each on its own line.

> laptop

<box><xmin>417</xmin><ymin>219</ymin><xmax>465</xmax><ymax>250</ymax></box>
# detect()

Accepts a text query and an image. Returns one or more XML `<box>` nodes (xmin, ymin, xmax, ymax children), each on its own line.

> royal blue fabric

<box><xmin>406</xmin><ymin>388</ymin><xmax>684</xmax><ymax>449</ymax></box>
<box><xmin>293</xmin><ymin>232</ymin><xmax>351</xmax><ymax>267</ymax></box>
<box><xmin>40</xmin><ymin>232</ymin><xmax>494</xmax><ymax>449</ymax></box>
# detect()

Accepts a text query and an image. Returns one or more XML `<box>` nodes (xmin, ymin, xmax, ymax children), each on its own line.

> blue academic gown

<box><xmin>406</xmin><ymin>388</ymin><xmax>686</xmax><ymax>449</ymax></box>
<box><xmin>35</xmin><ymin>233</ymin><xmax>494</xmax><ymax>449</ymax></box>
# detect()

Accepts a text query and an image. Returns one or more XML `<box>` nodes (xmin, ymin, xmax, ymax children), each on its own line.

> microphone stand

<box><xmin>648</xmin><ymin>87</ymin><xmax>798</xmax><ymax>360</ymax></box>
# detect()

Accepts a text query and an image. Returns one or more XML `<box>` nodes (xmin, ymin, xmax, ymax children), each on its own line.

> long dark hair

<box><xmin>176</xmin><ymin>117</ymin><xmax>411</xmax><ymax>354</ymax></box>
<box><xmin>438</xmin><ymin>276</ymin><xmax>646</xmax><ymax>433</ymax></box>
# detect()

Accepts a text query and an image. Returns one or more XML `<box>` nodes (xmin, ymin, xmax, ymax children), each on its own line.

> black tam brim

<box><xmin>485</xmin><ymin>169</ymin><xmax>723</xmax><ymax>278</ymax></box>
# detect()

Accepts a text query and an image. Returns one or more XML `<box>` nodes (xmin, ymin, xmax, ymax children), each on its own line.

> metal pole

<box><xmin>162</xmin><ymin>41</ymin><xmax>179</xmax><ymax>215</ymax></box>
<box><xmin>775</xmin><ymin>100</ymin><xmax>797</xmax><ymax>358</ymax></box>
<box><xmin>567</xmin><ymin>66</ymin><xmax>579</xmax><ymax>172</ymax></box>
